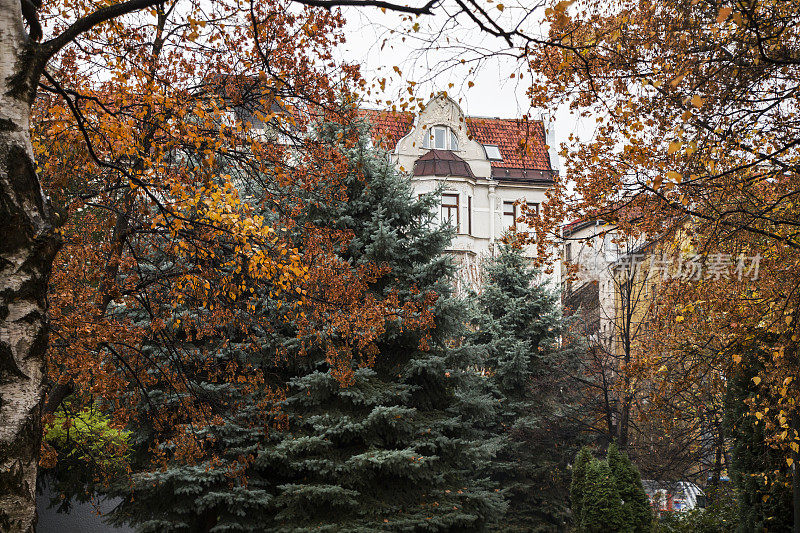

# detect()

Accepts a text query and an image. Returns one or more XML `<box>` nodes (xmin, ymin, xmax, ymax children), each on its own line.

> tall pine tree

<box><xmin>466</xmin><ymin>246</ymin><xmax>580</xmax><ymax>531</ymax></box>
<box><xmin>111</xmin><ymin>113</ymin><xmax>505</xmax><ymax>531</ymax></box>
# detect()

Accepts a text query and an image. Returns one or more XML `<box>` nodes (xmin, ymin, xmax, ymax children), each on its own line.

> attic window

<box><xmin>484</xmin><ymin>144</ymin><xmax>503</xmax><ymax>161</ymax></box>
<box><xmin>423</xmin><ymin>126</ymin><xmax>459</xmax><ymax>151</ymax></box>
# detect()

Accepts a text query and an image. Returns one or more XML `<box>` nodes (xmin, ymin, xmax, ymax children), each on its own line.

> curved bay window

<box><xmin>423</xmin><ymin>125</ymin><xmax>459</xmax><ymax>151</ymax></box>
<box><xmin>441</xmin><ymin>193</ymin><xmax>459</xmax><ymax>232</ymax></box>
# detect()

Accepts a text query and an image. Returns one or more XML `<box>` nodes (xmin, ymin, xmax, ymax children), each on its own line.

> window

<box><xmin>565</xmin><ymin>243</ymin><xmax>572</xmax><ymax>263</ymax></box>
<box><xmin>502</xmin><ymin>201</ymin><xmax>517</xmax><ymax>230</ymax></box>
<box><xmin>484</xmin><ymin>144</ymin><xmax>503</xmax><ymax>161</ymax></box>
<box><xmin>423</xmin><ymin>126</ymin><xmax>459</xmax><ymax>150</ymax></box>
<box><xmin>442</xmin><ymin>193</ymin><xmax>459</xmax><ymax>231</ymax></box>
<box><xmin>467</xmin><ymin>196</ymin><xmax>472</xmax><ymax>235</ymax></box>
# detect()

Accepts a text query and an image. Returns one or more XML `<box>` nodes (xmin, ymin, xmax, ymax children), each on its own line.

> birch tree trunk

<box><xmin>0</xmin><ymin>1</ymin><xmax>59</xmax><ymax>530</ymax></box>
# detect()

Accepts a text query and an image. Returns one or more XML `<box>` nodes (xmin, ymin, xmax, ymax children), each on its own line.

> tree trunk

<box><xmin>617</xmin><ymin>388</ymin><xmax>631</xmax><ymax>450</ymax></box>
<box><xmin>0</xmin><ymin>1</ymin><xmax>58</xmax><ymax>530</ymax></box>
<box><xmin>708</xmin><ymin>419</ymin><xmax>723</xmax><ymax>505</ymax></box>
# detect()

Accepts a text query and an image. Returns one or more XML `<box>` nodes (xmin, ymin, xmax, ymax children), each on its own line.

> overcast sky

<box><xmin>335</xmin><ymin>4</ymin><xmax>594</xmax><ymax>153</ymax></box>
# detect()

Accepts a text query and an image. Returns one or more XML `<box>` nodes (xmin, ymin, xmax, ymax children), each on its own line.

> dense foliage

<box><xmin>570</xmin><ymin>446</ymin><xmax>652</xmax><ymax>533</ymax></box>
<box><xmin>466</xmin><ymin>246</ymin><xmax>579</xmax><ymax>531</ymax></box>
<box><xmin>107</xmin><ymin>117</ymin><xmax>504</xmax><ymax>532</ymax></box>
<box><xmin>726</xmin><ymin>348</ymin><xmax>794</xmax><ymax>533</ymax></box>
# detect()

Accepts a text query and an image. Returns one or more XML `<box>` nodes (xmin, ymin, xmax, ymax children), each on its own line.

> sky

<box><xmin>335</xmin><ymin>4</ymin><xmax>595</xmax><ymax>154</ymax></box>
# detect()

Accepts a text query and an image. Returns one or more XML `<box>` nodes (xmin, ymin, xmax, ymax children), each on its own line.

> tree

<box><xmin>524</xmin><ymin>0</ymin><xmax>800</xmax><ymax>475</ymax></box>
<box><xmin>466</xmin><ymin>245</ymin><xmax>578</xmax><ymax>531</ymax></box>
<box><xmin>105</xmin><ymin>116</ymin><xmax>504</xmax><ymax>531</ymax></box>
<box><xmin>570</xmin><ymin>445</ymin><xmax>650</xmax><ymax>533</ymax></box>
<box><xmin>580</xmin><ymin>457</ymin><xmax>625</xmax><ymax>533</ymax></box>
<box><xmin>726</xmin><ymin>343</ymin><xmax>794</xmax><ymax>533</ymax></box>
<box><xmin>4</xmin><ymin>0</ymin><xmax>508</xmax><ymax>526</ymax></box>
<box><xmin>498</xmin><ymin>0</ymin><xmax>800</xmax><ymax>524</ymax></box>
<box><xmin>570</xmin><ymin>446</ymin><xmax>594</xmax><ymax>525</ymax></box>
<box><xmin>607</xmin><ymin>443</ymin><xmax>652</xmax><ymax>533</ymax></box>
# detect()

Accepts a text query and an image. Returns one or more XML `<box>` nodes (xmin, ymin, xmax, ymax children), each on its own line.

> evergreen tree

<box><xmin>112</xmin><ymin>114</ymin><xmax>504</xmax><ymax>531</ymax></box>
<box><xmin>466</xmin><ymin>246</ymin><xmax>580</xmax><ymax>531</ymax></box>
<box><xmin>725</xmin><ymin>347</ymin><xmax>793</xmax><ymax>533</ymax></box>
<box><xmin>580</xmin><ymin>458</ymin><xmax>625</xmax><ymax>533</ymax></box>
<box><xmin>570</xmin><ymin>446</ymin><xmax>593</xmax><ymax>525</ymax></box>
<box><xmin>606</xmin><ymin>444</ymin><xmax>652</xmax><ymax>533</ymax></box>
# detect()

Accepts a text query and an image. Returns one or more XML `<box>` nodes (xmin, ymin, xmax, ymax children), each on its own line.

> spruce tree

<box><xmin>606</xmin><ymin>444</ymin><xmax>652</xmax><ymax>533</ymax></box>
<box><xmin>580</xmin><ymin>458</ymin><xmax>625</xmax><ymax>533</ymax></box>
<box><xmin>466</xmin><ymin>246</ymin><xmax>579</xmax><ymax>531</ymax></box>
<box><xmin>112</xmin><ymin>114</ymin><xmax>504</xmax><ymax>531</ymax></box>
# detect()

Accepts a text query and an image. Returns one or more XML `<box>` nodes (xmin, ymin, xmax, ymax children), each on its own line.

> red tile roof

<box><xmin>358</xmin><ymin>109</ymin><xmax>553</xmax><ymax>174</ymax></box>
<box><xmin>468</xmin><ymin>117</ymin><xmax>550</xmax><ymax>171</ymax></box>
<box><xmin>359</xmin><ymin>109</ymin><xmax>414</xmax><ymax>151</ymax></box>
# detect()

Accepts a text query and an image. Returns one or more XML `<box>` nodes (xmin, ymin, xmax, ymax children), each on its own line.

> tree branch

<box><xmin>292</xmin><ymin>0</ymin><xmax>438</xmax><ymax>14</ymax></box>
<box><xmin>43</xmin><ymin>0</ymin><xmax>166</xmax><ymax>60</ymax></box>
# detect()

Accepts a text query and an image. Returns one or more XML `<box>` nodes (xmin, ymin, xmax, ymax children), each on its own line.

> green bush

<box><xmin>653</xmin><ymin>491</ymin><xmax>739</xmax><ymax>533</ymax></box>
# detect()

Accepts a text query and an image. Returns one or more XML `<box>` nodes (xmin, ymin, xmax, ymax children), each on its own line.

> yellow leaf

<box><xmin>468</xmin><ymin>81</ymin><xmax>474</xmax><ymax>88</ymax></box>
<box><xmin>691</xmin><ymin>94</ymin><xmax>704</xmax><ymax>108</ymax></box>
<box><xmin>732</xmin><ymin>354</ymin><xmax>742</xmax><ymax>363</ymax></box>
<box><xmin>755</xmin><ymin>412</ymin><xmax>763</xmax><ymax>420</ymax></box>
<box><xmin>675</xmin><ymin>315</ymin><xmax>684</xmax><ymax>323</ymax></box>
<box><xmin>752</xmin><ymin>376</ymin><xmax>761</xmax><ymax>385</ymax></box>
<box><xmin>497</xmin><ymin>3</ymin><xmax>504</xmax><ymax>11</ymax></box>
<box><xmin>668</xmin><ymin>141</ymin><xmax>682</xmax><ymax>154</ymax></box>
<box><xmin>787</xmin><ymin>457</ymin><xmax>794</xmax><ymax>467</ymax></box>
<box><xmin>717</xmin><ymin>6</ymin><xmax>733</xmax><ymax>24</ymax></box>
<box><xmin>667</xmin><ymin>170</ymin><xmax>682</xmax><ymax>182</ymax></box>
<box><xmin>791</xmin><ymin>442</ymin><xmax>799</xmax><ymax>453</ymax></box>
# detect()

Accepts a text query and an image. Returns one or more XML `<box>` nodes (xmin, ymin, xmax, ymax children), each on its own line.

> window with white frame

<box><xmin>441</xmin><ymin>193</ymin><xmax>459</xmax><ymax>231</ymax></box>
<box><xmin>423</xmin><ymin>125</ymin><xmax>459</xmax><ymax>151</ymax></box>
<box><xmin>502</xmin><ymin>201</ymin><xmax>517</xmax><ymax>231</ymax></box>
<box><xmin>483</xmin><ymin>144</ymin><xmax>502</xmax><ymax>161</ymax></box>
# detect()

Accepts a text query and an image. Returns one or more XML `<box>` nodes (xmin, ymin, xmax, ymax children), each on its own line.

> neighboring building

<box><xmin>561</xmin><ymin>219</ymin><xmax>621</xmax><ymax>345</ymax></box>
<box><xmin>362</xmin><ymin>94</ymin><xmax>560</xmax><ymax>292</ymax></box>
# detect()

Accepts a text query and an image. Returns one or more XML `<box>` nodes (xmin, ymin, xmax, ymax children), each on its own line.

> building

<box><xmin>362</xmin><ymin>94</ymin><xmax>561</xmax><ymax>292</ymax></box>
<box><xmin>561</xmin><ymin>219</ymin><xmax>621</xmax><ymax>344</ymax></box>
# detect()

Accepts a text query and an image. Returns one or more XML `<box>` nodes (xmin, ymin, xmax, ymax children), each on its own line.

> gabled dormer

<box><xmin>395</xmin><ymin>94</ymin><xmax>492</xmax><ymax>179</ymax></box>
<box><xmin>362</xmin><ymin>93</ymin><xmax>556</xmax><ymax>184</ymax></box>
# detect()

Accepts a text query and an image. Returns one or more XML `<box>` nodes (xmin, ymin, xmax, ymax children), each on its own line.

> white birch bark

<box><xmin>0</xmin><ymin>0</ymin><xmax>59</xmax><ymax>530</ymax></box>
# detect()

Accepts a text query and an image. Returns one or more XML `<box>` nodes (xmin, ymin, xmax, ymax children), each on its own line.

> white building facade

<box><xmin>364</xmin><ymin>94</ymin><xmax>561</xmax><ymax>292</ymax></box>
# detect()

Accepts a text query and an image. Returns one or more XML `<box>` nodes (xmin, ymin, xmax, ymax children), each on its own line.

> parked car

<box><xmin>641</xmin><ymin>480</ymin><xmax>706</xmax><ymax>512</ymax></box>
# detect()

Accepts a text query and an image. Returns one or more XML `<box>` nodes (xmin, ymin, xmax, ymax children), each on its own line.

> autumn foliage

<box><xmin>36</xmin><ymin>0</ymin><xmax>436</xmax><ymax>478</ymax></box>
<box><xmin>525</xmin><ymin>0</ymin><xmax>800</xmax><ymax>473</ymax></box>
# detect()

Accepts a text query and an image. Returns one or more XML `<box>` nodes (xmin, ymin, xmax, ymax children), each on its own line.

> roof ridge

<box><xmin>466</xmin><ymin>115</ymin><xmax>543</xmax><ymax>123</ymax></box>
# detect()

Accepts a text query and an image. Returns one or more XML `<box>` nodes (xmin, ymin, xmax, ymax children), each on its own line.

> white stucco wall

<box><xmin>390</xmin><ymin>95</ymin><xmax>560</xmax><ymax>292</ymax></box>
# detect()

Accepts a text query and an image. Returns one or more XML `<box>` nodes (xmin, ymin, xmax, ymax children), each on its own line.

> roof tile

<box><xmin>359</xmin><ymin>109</ymin><xmax>552</xmax><ymax>172</ymax></box>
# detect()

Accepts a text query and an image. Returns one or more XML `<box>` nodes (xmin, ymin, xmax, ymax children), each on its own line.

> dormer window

<box><xmin>483</xmin><ymin>144</ymin><xmax>503</xmax><ymax>161</ymax></box>
<box><xmin>423</xmin><ymin>125</ymin><xmax>459</xmax><ymax>151</ymax></box>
